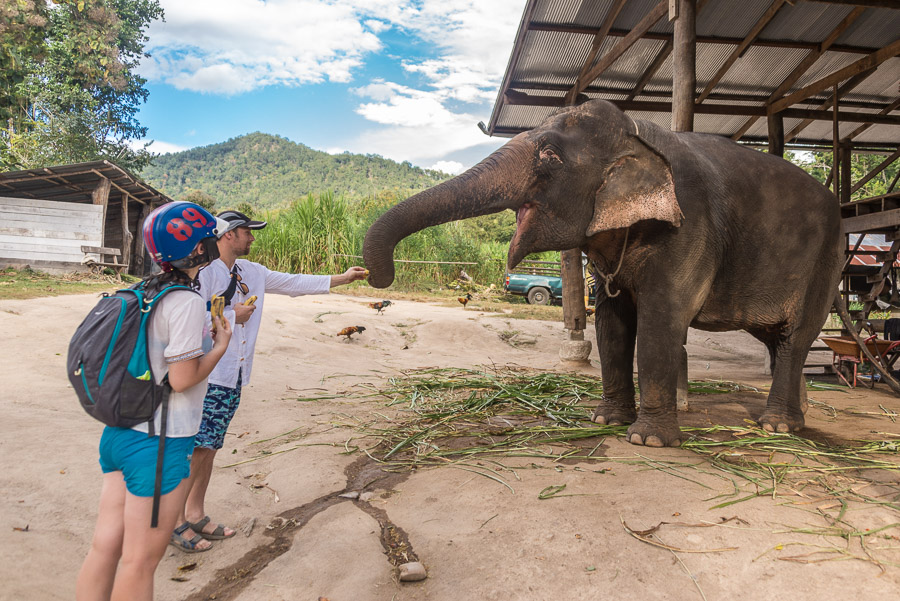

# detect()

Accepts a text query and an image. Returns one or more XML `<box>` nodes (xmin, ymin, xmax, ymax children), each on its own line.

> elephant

<box><xmin>363</xmin><ymin>99</ymin><xmax>843</xmax><ymax>447</ymax></box>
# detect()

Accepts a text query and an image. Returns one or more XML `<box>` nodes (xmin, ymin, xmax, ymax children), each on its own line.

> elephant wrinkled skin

<box><xmin>363</xmin><ymin>100</ymin><xmax>843</xmax><ymax>447</ymax></box>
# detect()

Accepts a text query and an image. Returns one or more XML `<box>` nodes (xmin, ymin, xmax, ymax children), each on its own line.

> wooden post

<box><xmin>133</xmin><ymin>203</ymin><xmax>151</xmax><ymax>276</ymax></box>
<box><xmin>670</xmin><ymin>0</ymin><xmax>695</xmax><ymax>407</ymax></box>
<box><xmin>92</xmin><ymin>176</ymin><xmax>111</xmax><ymax>246</ymax></box>
<box><xmin>671</xmin><ymin>0</ymin><xmax>696</xmax><ymax>133</ymax></box>
<box><xmin>559</xmin><ymin>249</ymin><xmax>592</xmax><ymax>365</ymax></box>
<box><xmin>840</xmin><ymin>143</ymin><xmax>852</xmax><ymax>204</ymax></box>
<box><xmin>767</xmin><ymin>112</ymin><xmax>784</xmax><ymax>158</ymax></box>
<box><xmin>121</xmin><ymin>193</ymin><xmax>133</xmax><ymax>272</ymax></box>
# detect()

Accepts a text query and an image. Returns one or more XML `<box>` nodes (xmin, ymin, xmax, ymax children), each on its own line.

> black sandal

<box><xmin>170</xmin><ymin>521</ymin><xmax>211</xmax><ymax>553</ymax></box>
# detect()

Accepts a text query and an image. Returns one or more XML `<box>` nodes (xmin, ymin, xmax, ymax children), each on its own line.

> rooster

<box><xmin>368</xmin><ymin>300</ymin><xmax>392</xmax><ymax>314</ymax></box>
<box><xmin>458</xmin><ymin>293</ymin><xmax>472</xmax><ymax>308</ymax></box>
<box><xmin>337</xmin><ymin>326</ymin><xmax>366</xmax><ymax>341</ymax></box>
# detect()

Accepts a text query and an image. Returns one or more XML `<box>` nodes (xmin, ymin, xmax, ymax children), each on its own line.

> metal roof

<box><xmin>0</xmin><ymin>160</ymin><xmax>172</xmax><ymax>206</ymax></box>
<box><xmin>487</xmin><ymin>0</ymin><xmax>900</xmax><ymax>149</ymax></box>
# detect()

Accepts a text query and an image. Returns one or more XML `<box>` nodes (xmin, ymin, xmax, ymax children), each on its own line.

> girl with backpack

<box><xmin>76</xmin><ymin>202</ymin><xmax>233</xmax><ymax>601</ymax></box>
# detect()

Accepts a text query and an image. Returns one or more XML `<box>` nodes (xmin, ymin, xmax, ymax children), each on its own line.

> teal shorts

<box><xmin>98</xmin><ymin>427</ymin><xmax>195</xmax><ymax>497</ymax></box>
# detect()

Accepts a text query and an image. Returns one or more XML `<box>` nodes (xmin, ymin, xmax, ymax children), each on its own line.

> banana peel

<box><xmin>244</xmin><ymin>295</ymin><xmax>257</xmax><ymax>306</ymax></box>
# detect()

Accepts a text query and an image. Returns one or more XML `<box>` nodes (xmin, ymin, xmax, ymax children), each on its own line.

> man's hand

<box><xmin>331</xmin><ymin>266</ymin><xmax>368</xmax><ymax>287</ymax></box>
<box><xmin>233</xmin><ymin>302</ymin><xmax>256</xmax><ymax>324</ymax></box>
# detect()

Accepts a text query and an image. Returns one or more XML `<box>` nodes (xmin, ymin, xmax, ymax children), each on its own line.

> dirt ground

<box><xmin>2</xmin><ymin>290</ymin><xmax>900</xmax><ymax>601</ymax></box>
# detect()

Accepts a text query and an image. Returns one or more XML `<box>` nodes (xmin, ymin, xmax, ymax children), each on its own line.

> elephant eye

<box><xmin>537</xmin><ymin>145</ymin><xmax>563</xmax><ymax>174</ymax></box>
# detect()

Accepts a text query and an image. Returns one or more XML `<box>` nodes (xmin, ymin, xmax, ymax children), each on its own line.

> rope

<box><xmin>594</xmin><ymin>228</ymin><xmax>630</xmax><ymax>298</ymax></box>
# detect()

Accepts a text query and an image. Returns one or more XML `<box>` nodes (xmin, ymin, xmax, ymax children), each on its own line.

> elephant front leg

<box><xmin>592</xmin><ymin>294</ymin><xmax>638</xmax><ymax>426</ymax></box>
<box><xmin>627</xmin><ymin>319</ymin><xmax>687</xmax><ymax>447</ymax></box>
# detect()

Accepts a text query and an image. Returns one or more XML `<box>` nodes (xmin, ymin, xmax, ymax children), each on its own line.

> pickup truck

<box><xmin>504</xmin><ymin>258</ymin><xmax>596</xmax><ymax>305</ymax></box>
<box><xmin>503</xmin><ymin>272</ymin><xmax>562</xmax><ymax>305</ymax></box>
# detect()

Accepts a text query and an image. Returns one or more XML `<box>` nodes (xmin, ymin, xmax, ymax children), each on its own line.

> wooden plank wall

<box><xmin>0</xmin><ymin>196</ymin><xmax>103</xmax><ymax>265</ymax></box>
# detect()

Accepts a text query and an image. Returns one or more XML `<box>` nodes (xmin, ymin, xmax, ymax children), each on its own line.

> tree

<box><xmin>791</xmin><ymin>151</ymin><xmax>900</xmax><ymax>201</ymax></box>
<box><xmin>180</xmin><ymin>189</ymin><xmax>217</xmax><ymax>213</ymax></box>
<box><xmin>0</xmin><ymin>0</ymin><xmax>163</xmax><ymax>172</ymax></box>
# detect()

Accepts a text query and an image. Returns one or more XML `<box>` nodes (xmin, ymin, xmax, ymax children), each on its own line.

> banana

<box><xmin>210</xmin><ymin>294</ymin><xmax>225</xmax><ymax>331</ymax></box>
<box><xmin>244</xmin><ymin>295</ymin><xmax>257</xmax><ymax>306</ymax></box>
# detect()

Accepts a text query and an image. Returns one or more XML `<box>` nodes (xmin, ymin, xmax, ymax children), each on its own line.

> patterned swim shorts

<box><xmin>194</xmin><ymin>371</ymin><xmax>243</xmax><ymax>450</ymax></box>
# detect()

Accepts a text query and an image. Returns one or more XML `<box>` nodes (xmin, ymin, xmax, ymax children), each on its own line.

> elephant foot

<box><xmin>625</xmin><ymin>418</ymin><xmax>682</xmax><ymax>447</ymax></box>
<box><xmin>591</xmin><ymin>400</ymin><xmax>636</xmax><ymax>426</ymax></box>
<box><xmin>758</xmin><ymin>411</ymin><xmax>804</xmax><ymax>434</ymax></box>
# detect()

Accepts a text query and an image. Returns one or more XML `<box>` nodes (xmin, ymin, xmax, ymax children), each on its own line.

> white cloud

<box><xmin>131</xmin><ymin>139</ymin><xmax>190</xmax><ymax>155</ymax></box>
<box><xmin>142</xmin><ymin>0</ymin><xmax>525</xmax><ymax>167</ymax></box>
<box><xmin>143</xmin><ymin>0</ymin><xmax>383</xmax><ymax>93</ymax></box>
<box><xmin>429</xmin><ymin>160</ymin><xmax>464</xmax><ymax>175</ymax></box>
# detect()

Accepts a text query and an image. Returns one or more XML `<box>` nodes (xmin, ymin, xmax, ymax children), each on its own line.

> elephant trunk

<box><xmin>364</xmin><ymin>143</ymin><xmax>531</xmax><ymax>288</ymax></box>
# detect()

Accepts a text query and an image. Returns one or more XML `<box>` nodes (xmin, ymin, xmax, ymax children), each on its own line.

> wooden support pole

<box><xmin>121</xmin><ymin>193</ymin><xmax>133</xmax><ymax>272</ymax></box>
<box><xmin>840</xmin><ymin>144</ymin><xmax>852</xmax><ymax>204</ymax></box>
<box><xmin>92</xmin><ymin>176</ymin><xmax>111</xmax><ymax>246</ymax></box>
<box><xmin>671</xmin><ymin>0</ymin><xmax>696</xmax><ymax>132</ymax></box>
<box><xmin>767</xmin><ymin>112</ymin><xmax>784</xmax><ymax>158</ymax></box>
<box><xmin>134</xmin><ymin>203</ymin><xmax>151</xmax><ymax>276</ymax></box>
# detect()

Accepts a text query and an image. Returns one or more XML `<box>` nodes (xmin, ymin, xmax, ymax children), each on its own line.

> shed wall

<box><xmin>0</xmin><ymin>196</ymin><xmax>103</xmax><ymax>269</ymax></box>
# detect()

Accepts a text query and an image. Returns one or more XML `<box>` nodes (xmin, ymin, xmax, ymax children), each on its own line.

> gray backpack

<box><xmin>68</xmin><ymin>283</ymin><xmax>195</xmax><ymax>526</ymax></box>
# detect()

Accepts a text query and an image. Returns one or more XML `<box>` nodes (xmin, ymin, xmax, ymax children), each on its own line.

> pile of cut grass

<box><xmin>336</xmin><ymin>367</ymin><xmax>900</xmax><ymax>568</ymax></box>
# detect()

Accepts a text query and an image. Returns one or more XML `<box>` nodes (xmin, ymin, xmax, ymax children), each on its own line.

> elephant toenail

<box><xmin>762</xmin><ymin>423</ymin><xmax>774</xmax><ymax>432</ymax></box>
<box><xmin>608</xmin><ymin>420</ymin><xmax>622</xmax><ymax>426</ymax></box>
<box><xmin>593</xmin><ymin>415</ymin><xmax>607</xmax><ymax>425</ymax></box>
<box><xmin>672</xmin><ymin>439</ymin><xmax>681</xmax><ymax>447</ymax></box>
<box><xmin>777</xmin><ymin>423</ymin><xmax>790</xmax><ymax>433</ymax></box>
<box><xmin>645</xmin><ymin>436</ymin><xmax>663</xmax><ymax>447</ymax></box>
<box><xmin>630</xmin><ymin>434</ymin><xmax>644</xmax><ymax>445</ymax></box>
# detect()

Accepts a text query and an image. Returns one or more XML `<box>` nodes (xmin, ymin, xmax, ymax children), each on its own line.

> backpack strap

<box><xmin>150</xmin><ymin>377</ymin><xmax>171</xmax><ymax>528</ymax></box>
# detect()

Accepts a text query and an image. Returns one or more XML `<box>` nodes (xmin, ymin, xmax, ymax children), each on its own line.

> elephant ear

<box><xmin>586</xmin><ymin>137</ymin><xmax>683</xmax><ymax>236</ymax></box>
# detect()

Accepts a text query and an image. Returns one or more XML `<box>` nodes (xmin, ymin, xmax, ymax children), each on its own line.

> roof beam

<box><xmin>626</xmin><ymin>41</ymin><xmax>672</xmax><ymax>101</ymax></box>
<box><xmin>527</xmin><ymin>23</ymin><xmax>879</xmax><ymax>55</ymax></box>
<box><xmin>512</xmin><ymin>81</ymin><xmax>892</xmax><ymax>110</ymax></box>
<box><xmin>565</xmin><ymin>0</ymin><xmax>627</xmax><ymax>105</ymax></box>
<box><xmin>769</xmin><ymin>38</ymin><xmax>900</xmax><ymax>113</ymax></box>
<box><xmin>729</xmin><ymin>6</ymin><xmax>866</xmax><ymax>140</ymax></box>
<box><xmin>503</xmin><ymin>92</ymin><xmax>900</xmax><ymax>125</ymax></box>
<box><xmin>843</xmin><ymin>97</ymin><xmax>900</xmax><ymax>141</ymax></box>
<box><xmin>564</xmin><ymin>0</ymin><xmax>669</xmax><ymax>101</ymax></box>
<box><xmin>803</xmin><ymin>0</ymin><xmax>900</xmax><ymax>8</ymax></box>
<box><xmin>696</xmin><ymin>0</ymin><xmax>787</xmax><ymax>104</ymax></box>
<box><xmin>785</xmin><ymin>68</ymin><xmax>876</xmax><ymax>141</ymax></box>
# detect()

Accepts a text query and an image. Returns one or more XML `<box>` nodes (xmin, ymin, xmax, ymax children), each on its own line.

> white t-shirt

<box><xmin>131</xmin><ymin>289</ymin><xmax>211</xmax><ymax>437</ymax></box>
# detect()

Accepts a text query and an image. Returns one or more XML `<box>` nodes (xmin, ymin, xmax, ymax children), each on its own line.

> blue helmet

<box><xmin>142</xmin><ymin>202</ymin><xmax>226</xmax><ymax>271</ymax></box>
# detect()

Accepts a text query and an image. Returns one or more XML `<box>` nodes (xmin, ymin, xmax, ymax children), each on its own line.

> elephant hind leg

<box><xmin>749</xmin><ymin>327</ymin><xmax>814</xmax><ymax>433</ymax></box>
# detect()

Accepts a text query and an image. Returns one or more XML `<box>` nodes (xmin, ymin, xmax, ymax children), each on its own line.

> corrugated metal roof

<box><xmin>488</xmin><ymin>0</ymin><xmax>900</xmax><ymax>149</ymax></box>
<box><xmin>0</xmin><ymin>161</ymin><xmax>173</xmax><ymax>206</ymax></box>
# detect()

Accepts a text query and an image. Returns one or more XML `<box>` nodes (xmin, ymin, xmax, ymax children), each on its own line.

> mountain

<box><xmin>140</xmin><ymin>132</ymin><xmax>451</xmax><ymax>210</ymax></box>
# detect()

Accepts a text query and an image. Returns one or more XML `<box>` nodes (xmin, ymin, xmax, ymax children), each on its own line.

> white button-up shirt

<box><xmin>197</xmin><ymin>258</ymin><xmax>331</xmax><ymax>388</ymax></box>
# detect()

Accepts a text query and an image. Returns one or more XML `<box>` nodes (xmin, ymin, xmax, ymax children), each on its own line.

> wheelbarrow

<box><xmin>820</xmin><ymin>335</ymin><xmax>900</xmax><ymax>388</ymax></box>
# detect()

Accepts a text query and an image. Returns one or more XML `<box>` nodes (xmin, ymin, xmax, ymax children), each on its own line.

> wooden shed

<box><xmin>0</xmin><ymin>161</ymin><xmax>174</xmax><ymax>276</ymax></box>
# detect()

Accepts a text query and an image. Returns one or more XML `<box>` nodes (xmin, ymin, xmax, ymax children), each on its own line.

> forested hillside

<box><xmin>140</xmin><ymin>132</ymin><xmax>451</xmax><ymax>209</ymax></box>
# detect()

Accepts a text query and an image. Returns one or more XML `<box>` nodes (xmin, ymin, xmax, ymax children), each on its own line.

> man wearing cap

<box><xmin>170</xmin><ymin>210</ymin><xmax>366</xmax><ymax>552</ymax></box>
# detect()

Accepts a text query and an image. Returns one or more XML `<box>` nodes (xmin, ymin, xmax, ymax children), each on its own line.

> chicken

<box><xmin>337</xmin><ymin>325</ymin><xmax>366</xmax><ymax>340</ymax></box>
<box><xmin>458</xmin><ymin>292</ymin><xmax>472</xmax><ymax>308</ymax></box>
<box><xmin>368</xmin><ymin>299</ymin><xmax>392</xmax><ymax>314</ymax></box>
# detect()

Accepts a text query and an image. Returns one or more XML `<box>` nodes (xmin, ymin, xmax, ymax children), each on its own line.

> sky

<box><xmin>136</xmin><ymin>0</ymin><xmax>527</xmax><ymax>175</ymax></box>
